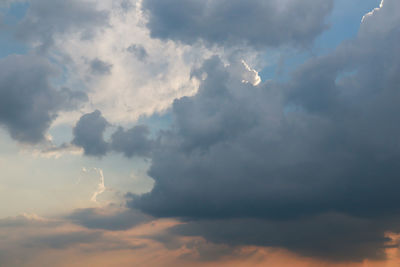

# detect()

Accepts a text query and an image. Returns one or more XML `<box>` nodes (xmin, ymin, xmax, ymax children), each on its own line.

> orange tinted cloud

<box><xmin>1</xmin><ymin>213</ymin><xmax>399</xmax><ymax>267</ymax></box>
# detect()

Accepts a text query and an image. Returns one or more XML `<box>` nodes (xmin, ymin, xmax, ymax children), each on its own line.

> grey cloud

<box><xmin>39</xmin><ymin>142</ymin><xmax>83</xmax><ymax>158</ymax></box>
<box><xmin>132</xmin><ymin>56</ymin><xmax>321</xmax><ymax>220</ymax></box>
<box><xmin>111</xmin><ymin>125</ymin><xmax>153</xmax><ymax>158</ymax></box>
<box><xmin>120</xmin><ymin>0</ymin><xmax>134</xmax><ymax>11</ymax></box>
<box><xmin>0</xmin><ymin>0</ymin><xmax>22</xmax><ymax>8</ymax></box>
<box><xmin>24</xmin><ymin>229</ymin><xmax>142</xmax><ymax>251</ymax></box>
<box><xmin>0</xmin><ymin>214</ymin><xmax>59</xmax><ymax>228</ymax></box>
<box><xmin>90</xmin><ymin>58</ymin><xmax>113</xmax><ymax>75</ymax></box>
<box><xmin>0</xmin><ymin>212</ymin><xmax>146</xmax><ymax>266</ymax></box>
<box><xmin>181</xmin><ymin>240</ymin><xmax>243</xmax><ymax>262</ymax></box>
<box><xmin>0</xmin><ymin>54</ymin><xmax>87</xmax><ymax>143</ymax></box>
<box><xmin>149</xmin><ymin>230</ymin><xmax>245</xmax><ymax>262</ymax></box>
<box><xmin>27</xmin><ymin>231</ymin><xmax>103</xmax><ymax>249</ymax></box>
<box><xmin>59</xmin><ymin>88</ymin><xmax>88</xmax><ymax>109</ymax></box>
<box><xmin>72</xmin><ymin>111</ymin><xmax>154</xmax><ymax>158</ymax></box>
<box><xmin>171</xmin><ymin>214</ymin><xmax>400</xmax><ymax>262</ymax></box>
<box><xmin>127</xmin><ymin>44</ymin><xmax>148</xmax><ymax>61</ymax></box>
<box><xmin>67</xmin><ymin>207</ymin><xmax>152</xmax><ymax>231</ymax></box>
<box><xmin>142</xmin><ymin>0</ymin><xmax>333</xmax><ymax>48</ymax></box>
<box><xmin>72</xmin><ymin>110</ymin><xmax>109</xmax><ymax>157</ymax></box>
<box><xmin>15</xmin><ymin>0</ymin><xmax>109</xmax><ymax>51</ymax></box>
<box><xmin>128</xmin><ymin>0</ymin><xmax>400</xmax><ymax>261</ymax></box>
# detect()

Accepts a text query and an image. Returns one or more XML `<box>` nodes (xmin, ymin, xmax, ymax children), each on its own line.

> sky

<box><xmin>1</xmin><ymin>0</ymin><xmax>400</xmax><ymax>266</ymax></box>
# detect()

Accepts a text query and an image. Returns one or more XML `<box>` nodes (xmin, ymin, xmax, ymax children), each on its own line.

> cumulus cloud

<box><xmin>0</xmin><ymin>54</ymin><xmax>87</xmax><ymax>143</ymax></box>
<box><xmin>125</xmin><ymin>0</ymin><xmax>400</xmax><ymax>261</ymax></box>
<box><xmin>39</xmin><ymin>0</ymin><xmax>203</xmax><ymax>125</ymax></box>
<box><xmin>142</xmin><ymin>0</ymin><xmax>333</xmax><ymax>48</ymax></box>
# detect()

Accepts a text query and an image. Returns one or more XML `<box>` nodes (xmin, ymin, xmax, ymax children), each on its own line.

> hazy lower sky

<box><xmin>2</xmin><ymin>0</ymin><xmax>400</xmax><ymax>266</ymax></box>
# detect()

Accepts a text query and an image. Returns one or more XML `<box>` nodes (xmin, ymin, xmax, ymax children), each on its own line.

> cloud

<box><xmin>142</xmin><ymin>0</ymin><xmax>333</xmax><ymax>48</ymax></box>
<box><xmin>0</xmin><ymin>211</ymin><xmax>398</xmax><ymax>266</ymax></box>
<box><xmin>28</xmin><ymin>231</ymin><xmax>104</xmax><ymax>249</ymax></box>
<box><xmin>0</xmin><ymin>0</ymin><xmax>24</xmax><ymax>8</ymax></box>
<box><xmin>72</xmin><ymin>110</ymin><xmax>154</xmax><ymax>157</ymax></box>
<box><xmin>170</xmin><ymin>214</ymin><xmax>400</xmax><ymax>262</ymax></box>
<box><xmin>90</xmin><ymin>58</ymin><xmax>113</xmax><ymax>75</ymax></box>
<box><xmin>15</xmin><ymin>0</ymin><xmax>109</xmax><ymax>51</ymax></box>
<box><xmin>361</xmin><ymin>0</ymin><xmax>384</xmax><ymax>22</ymax></box>
<box><xmin>89</xmin><ymin>168</ymin><xmax>106</xmax><ymax>202</ymax></box>
<box><xmin>20</xmin><ymin>0</ymin><xmax>205</xmax><ymax>126</ymax></box>
<box><xmin>67</xmin><ymin>207</ymin><xmax>152</xmax><ymax>231</ymax></box>
<box><xmin>111</xmin><ymin>125</ymin><xmax>154</xmax><ymax>158</ymax></box>
<box><xmin>37</xmin><ymin>142</ymin><xmax>83</xmax><ymax>159</ymax></box>
<box><xmin>127</xmin><ymin>44</ymin><xmax>148</xmax><ymax>61</ymax></box>
<box><xmin>0</xmin><ymin>210</ymin><xmax>149</xmax><ymax>266</ymax></box>
<box><xmin>72</xmin><ymin>110</ymin><xmax>109</xmax><ymax>156</ymax></box>
<box><xmin>126</xmin><ymin>0</ymin><xmax>400</xmax><ymax>261</ymax></box>
<box><xmin>0</xmin><ymin>54</ymin><xmax>87</xmax><ymax>143</ymax></box>
<box><xmin>2</xmin><ymin>0</ymin><xmax>400</xmax><ymax>264</ymax></box>
<box><xmin>0</xmin><ymin>213</ymin><xmax>59</xmax><ymax>228</ymax></box>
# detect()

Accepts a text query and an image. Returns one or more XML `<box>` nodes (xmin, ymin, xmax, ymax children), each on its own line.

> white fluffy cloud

<box><xmin>49</xmin><ymin>0</ymin><xmax>205</xmax><ymax>125</ymax></box>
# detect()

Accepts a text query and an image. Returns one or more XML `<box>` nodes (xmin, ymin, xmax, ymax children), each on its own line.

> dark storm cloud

<box><xmin>0</xmin><ymin>54</ymin><xmax>87</xmax><ymax>143</ymax></box>
<box><xmin>15</xmin><ymin>0</ymin><xmax>109</xmax><ymax>51</ymax></box>
<box><xmin>132</xmin><ymin>56</ymin><xmax>329</xmax><ymax>220</ymax></box>
<box><xmin>142</xmin><ymin>0</ymin><xmax>333</xmax><ymax>48</ymax></box>
<box><xmin>67</xmin><ymin>207</ymin><xmax>152</xmax><ymax>231</ymax></box>
<box><xmin>90</xmin><ymin>58</ymin><xmax>113</xmax><ymax>75</ymax></box>
<box><xmin>127</xmin><ymin>0</ymin><xmax>400</xmax><ymax>261</ymax></box>
<box><xmin>72</xmin><ymin>111</ymin><xmax>154</xmax><ymax>158</ymax></box>
<box><xmin>72</xmin><ymin>110</ymin><xmax>109</xmax><ymax>157</ymax></box>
